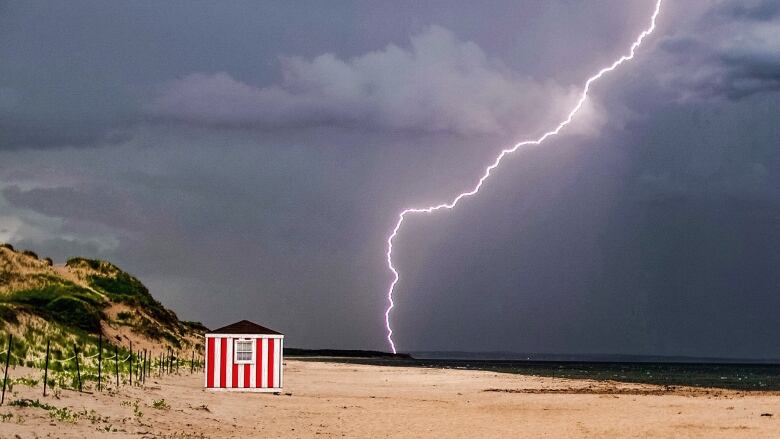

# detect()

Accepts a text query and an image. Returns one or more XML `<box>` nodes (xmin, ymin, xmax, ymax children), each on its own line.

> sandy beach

<box><xmin>0</xmin><ymin>359</ymin><xmax>778</xmax><ymax>438</ymax></box>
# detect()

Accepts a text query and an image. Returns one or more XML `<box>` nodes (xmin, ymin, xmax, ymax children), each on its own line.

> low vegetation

<box><xmin>0</xmin><ymin>244</ymin><xmax>207</xmax><ymax>375</ymax></box>
<box><xmin>151</xmin><ymin>399</ymin><xmax>170</xmax><ymax>410</ymax></box>
<box><xmin>8</xmin><ymin>399</ymin><xmax>112</xmax><ymax>425</ymax></box>
<box><xmin>4</xmin><ymin>282</ymin><xmax>105</xmax><ymax>332</ymax></box>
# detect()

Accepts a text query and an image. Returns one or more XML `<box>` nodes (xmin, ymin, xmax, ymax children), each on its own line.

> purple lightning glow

<box><xmin>384</xmin><ymin>0</ymin><xmax>664</xmax><ymax>354</ymax></box>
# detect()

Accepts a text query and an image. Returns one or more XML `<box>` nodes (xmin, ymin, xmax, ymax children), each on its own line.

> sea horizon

<box><xmin>409</xmin><ymin>351</ymin><xmax>780</xmax><ymax>365</ymax></box>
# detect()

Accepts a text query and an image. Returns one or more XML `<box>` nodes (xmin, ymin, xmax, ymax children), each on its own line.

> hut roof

<box><xmin>209</xmin><ymin>320</ymin><xmax>283</xmax><ymax>335</ymax></box>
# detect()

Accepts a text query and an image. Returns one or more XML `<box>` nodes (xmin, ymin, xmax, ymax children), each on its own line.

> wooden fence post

<box><xmin>129</xmin><ymin>341</ymin><xmax>133</xmax><ymax>386</ymax></box>
<box><xmin>73</xmin><ymin>344</ymin><xmax>82</xmax><ymax>392</ymax></box>
<box><xmin>115</xmin><ymin>345</ymin><xmax>119</xmax><ymax>388</ymax></box>
<box><xmin>43</xmin><ymin>340</ymin><xmax>50</xmax><ymax>397</ymax></box>
<box><xmin>191</xmin><ymin>350</ymin><xmax>194</xmax><ymax>374</ymax></box>
<box><xmin>1</xmin><ymin>334</ymin><xmax>12</xmax><ymax>406</ymax></box>
<box><xmin>97</xmin><ymin>334</ymin><xmax>103</xmax><ymax>392</ymax></box>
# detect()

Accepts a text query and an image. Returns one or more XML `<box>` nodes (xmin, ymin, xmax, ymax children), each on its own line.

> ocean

<box><xmin>295</xmin><ymin>352</ymin><xmax>780</xmax><ymax>391</ymax></box>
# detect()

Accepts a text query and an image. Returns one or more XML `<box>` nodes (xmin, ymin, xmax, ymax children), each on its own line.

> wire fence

<box><xmin>0</xmin><ymin>333</ymin><xmax>204</xmax><ymax>405</ymax></box>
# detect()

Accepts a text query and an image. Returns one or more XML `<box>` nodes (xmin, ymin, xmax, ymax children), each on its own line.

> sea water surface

<box><xmin>293</xmin><ymin>351</ymin><xmax>780</xmax><ymax>391</ymax></box>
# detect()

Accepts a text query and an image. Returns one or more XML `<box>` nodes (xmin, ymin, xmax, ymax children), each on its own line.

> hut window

<box><xmin>234</xmin><ymin>339</ymin><xmax>254</xmax><ymax>364</ymax></box>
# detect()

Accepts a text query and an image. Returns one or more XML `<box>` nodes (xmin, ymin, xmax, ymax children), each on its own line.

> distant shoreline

<box><xmin>284</xmin><ymin>347</ymin><xmax>412</xmax><ymax>359</ymax></box>
<box><xmin>409</xmin><ymin>351</ymin><xmax>780</xmax><ymax>365</ymax></box>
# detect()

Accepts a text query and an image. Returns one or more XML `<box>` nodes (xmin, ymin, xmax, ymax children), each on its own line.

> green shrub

<box><xmin>4</xmin><ymin>283</ymin><xmax>106</xmax><ymax>333</ymax></box>
<box><xmin>8</xmin><ymin>399</ymin><xmax>55</xmax><ymax>410</ymax></box>
<box><xmin>6</xmin><ymin>283</ymin><xmax>103</xmax><ymax>307</ymax></box>
<box><xmin>162</xmin><ymin>331</ymin><xmax>181</xmax><ymax>348</ymax></box>
<box><xmin>45</xmin><ymin>296</ymin><xmax>103</xmax><ymax>332</ymax></box>
<box><xmin>65</xmin><ymin>257</ymin><xmax>103</xmax><ymax>271</ymax></box>
<box><xmin>89</xmin><ymin>272</ymin><xmax>147</xmax><ymax>298</ymax></box>
<box><xmin>49</xmin><ymin>406</ymin><xmax>77</xmax><ymax>423</ymax></box>
<box><xmin>151</xmin><ymin>399</ymin><xmax>170</xmax><ymax>410</ymax></box>
<box><xmin>89</xmin><ymin>273</ymin><xmax>178</xmax><ymax>328</ymax></box>
<box><xmin>21</xmin><ymin>250</ymin><xmax>38</xmax><ymax>259</ymax></box>
<box><xmin>0</xmin><ymin>305</ymin><xmax>19</xmax><ymax>326</ymax></box>
<box><xmin>182</xmin><ymin>320</ymin><xmax>209</xmax><ymax>333</ymax></box>
<box><xmin>11</xmin><ymin>377</ymin><xmax>38</xmax><ymax>387</ymax></box>
<box><xmin>7</xmin><ymin>399</ymin><xmax>78</xmax><ymax>423</ymax></box>
<box><xmin>134</xmin><ymin>316</ymin><xmax>163</xmax><ymax>340</ymax></box>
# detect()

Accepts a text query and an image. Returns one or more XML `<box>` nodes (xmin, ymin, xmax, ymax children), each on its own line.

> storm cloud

<box><xmin>149</xmin><ymin>26</ymin><xmax>577</xmax><ymax>137</ymax></box>
<box><xmin>2</xmin><ymin>0</ymin><xmax>780</xmax><ymax>358</ymax></box>
<box><xmin>659</xmin><ymin>0</ymin><xmax>780</xmax><ymax>99</ymax></box>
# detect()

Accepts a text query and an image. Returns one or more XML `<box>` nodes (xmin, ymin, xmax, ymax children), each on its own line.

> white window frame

<box><xmin>233</xmin><ymin>338</ymin><xmax>255</xmax><ymax>364</ymax></box>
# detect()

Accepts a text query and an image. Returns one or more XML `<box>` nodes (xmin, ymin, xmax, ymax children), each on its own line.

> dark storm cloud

<box><xmin>659</xmin><ymin>0</ymin><xmax>780</xmax><ymax>99</ymax></box>
<box><xmin>3</xmin><ymin>0</ymin><xmax>780</xmax><ymax>358</ymax></box>
<box><xmin>717</xmin><ymin>51</ymin><xmax>780</xmax><ymax>98</ymax></box>
<box><xmin>716</xmin><ymin>0</ymin><xmax>780</xmax><ymax>21</ymax></box>
<box><xmin>0</xmin><ymin>78</ymin><xmax>134</xmax><ymax>149</ymax></box>
<box><xmin>148</xmin><ymin>26</ymin><xmax>575</xmax><ymax>136</ymax></box>
<box><xmin>2</xmin><ymin>185</ymin><xmax>145</xmax><ymax>230</ymax></box>
<box><xmin>0</xmin><ymin>121</ymin><xmax>133</xmax><ymax>150</ymax></box>
<box><xmin>0</xmin><ymin>0</ymin><xmax>639</xmax><ymax>149</ymax></box>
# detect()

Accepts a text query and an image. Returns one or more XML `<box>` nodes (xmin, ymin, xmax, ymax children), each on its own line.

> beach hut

<box><xmin>204</xmin><ymin>320</ymin><xmax>284</xmax><ymax>392</ymax></box>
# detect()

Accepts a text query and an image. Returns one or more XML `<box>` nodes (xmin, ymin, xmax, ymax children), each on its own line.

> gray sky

<box><xmin>2</xmin><ymin>0</ymin><xmax>780</xmax><ymax>358</ymax></box>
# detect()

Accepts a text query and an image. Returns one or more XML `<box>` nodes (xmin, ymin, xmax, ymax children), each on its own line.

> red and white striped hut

<box><xmin>205</xmin><ymin>320</ymin><xmax>284</xmax><ymax>392</ymax></box>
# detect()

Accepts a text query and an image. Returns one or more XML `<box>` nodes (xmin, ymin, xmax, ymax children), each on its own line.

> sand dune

<box><xmin>1</xmin><ymin>359</ymin><xmax>779</xmax><ymax>438</ymax></box>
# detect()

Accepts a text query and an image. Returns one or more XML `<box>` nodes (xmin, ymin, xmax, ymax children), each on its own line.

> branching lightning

<box><xmin>384</xmin><ymin>0</ymin><xmax>663</xmax><ymax>354</ymax></box>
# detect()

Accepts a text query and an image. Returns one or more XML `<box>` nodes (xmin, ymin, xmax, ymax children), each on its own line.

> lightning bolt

<box><xmin>384</xmin><ymin>0</ymin><xmax>663</xmax><ymax>354</ymax></box>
